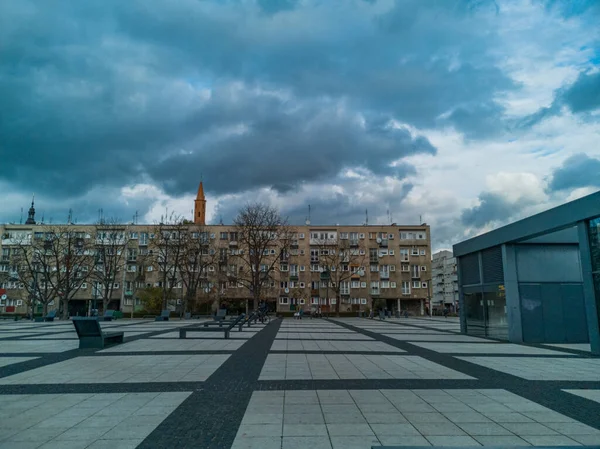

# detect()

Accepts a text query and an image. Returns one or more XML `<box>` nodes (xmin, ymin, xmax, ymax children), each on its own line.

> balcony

<box><xmin>349</xmin><ymin>239</ymin><xmax>359</xmax><ymax>247</ymax></box>
<box><xmin>340</xmin><ymin>288</ymin><xmax>350</xmax><ymax>296</ymax></box>
<box><xmin>290</xmin><ymin>241</ymin><xmax>299</xmax><ymax>248</ymax></box>
<box><xmin>369</xmin><ymin>257</ymin><xmax>378</xmax><ymax>264</ymax></box>
<box><xmin>378</xmin><ymin>239</ymin><xmax>388</xmax><ymax>247</ymax></box>
<box><xmin>370</xmin><ymin>289</ymin><xmax>380</xmax><ymax>296</ymax></box>
<box><xmin>412</xmin><ymin>273</ymin><xmax>420</xmax><ymax>279</ymax></box>
<box><xmin>229</xmin><ymin>240</ymin><xmax>238</xmax><ymax>246</ymax></box>
<box><xmin>380</xmin><ymin>272</ymin><xmax>390</xmax><ymax>279</ymax></box>
<box><xmin>290</xmin><ymin>274</ymin><xmax>299</xmax><ymax>281</ymax></box>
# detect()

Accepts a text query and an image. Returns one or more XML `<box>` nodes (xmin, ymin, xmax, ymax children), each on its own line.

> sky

<box><xmin>1</xmin><ymin>0</ymin><xmax>599</xmax><ymax>251</ymax></box>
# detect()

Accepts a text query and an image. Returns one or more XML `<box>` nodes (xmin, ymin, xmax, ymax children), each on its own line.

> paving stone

<box><xmin>425</xmin><ymin>435</ymin><xmax>481</xmax><ymax>446</ymax></box>
<box><xmin>282</xmin><ymin>436</ymin><xmax>332</xmax><ymax>449</ymax></box>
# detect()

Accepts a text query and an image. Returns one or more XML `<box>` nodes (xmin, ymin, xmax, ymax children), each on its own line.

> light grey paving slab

<box><xmin>0</xmin><ymin>357</ymin><xmax>38</xmax><ymax>368</ymax></box>
<box><xmin>426</xmin><ymin>435</ymin><xmax>481</xmax><ymax>446</ymax></box>
<box><xmin>275</xmin><ymin>332</ymin><xmax>372</xmax><ymax>340</ymax></box>
<box><xmin>563</xmin><ymin>389</ymin><xmax>600</xmax><ymax>404</ymax></box>
<box><xmin>99</xmin><ymin>338</ymin><xmax>245</xmax><ymax>352</ymax></box>
<box><xmin>231</xmin><ymin>436</ymin><xmax>282</xmax><ymax>449</ymax></box>
<box><xmin>520</xmin><ymin>435</ymin><xmax>582</xmax><ymax>445</ymax></box>
<box><xmin>458</xmin><ymin>356</ymin><xmax>600</xmax><ymax>380</ymax></box>
<box><xmin>151</xmin><ymin>331</ymin><xmax>258</xmax><ymax>339</ymax></box>
<box><xmin>329</xmin><ymin>436</ymin><xmax>381</xmax><ymax>449</ymax></box>
<box><xmin>0</xmin><ymin>355</ymin><xmax>229</xmax><ymax>384</ymax></box>
<box><xmin>410</xmin><ymin>342</ymin><xmax>573</xmax><ymax>355</ymax></box>
<box><xmin>545</xmin><ymin>342</ymin><xmax>592</xmax><ymax>352</ymax></box>
<box><xmin>0</xmin><ymin>392</ymin><xmax>189</xmax><ymax>447</ymax></box>
<box><xmin>473</xmin><ymin>435</ymin><xmax>530</xmax><ymax>446</ymax></box>
<box><xmin>270</xmin><ymin>339</ymin><xmax>403</xmax><ymax>352</ymax></box>
<box><xmin>0</xmin><ymin>340</ymin><xmax>79</xmax><ymax>353</ymax></box>
<box><xmin>259</xmin><ymin>354</ymin><xmax>473</xmax><ymax>380</ymax></box>
<box><xmin>282</xmin><ymin>436</ymin><xmax>332</xmax><ymax>449</ymax></box>
<box><xmin>384</xmin><ymin>333</ymin><xmax>492</xmax><ymax>342</ymax></box>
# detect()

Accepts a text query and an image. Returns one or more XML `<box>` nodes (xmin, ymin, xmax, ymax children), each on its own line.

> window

<box><xmin>311</xmin><ymin>297</ymin><xmax>319</xmax><ymax>305</ymax></box>
<box><xmin>401</xmin><ymin>264</ymin><xmax>409</xmax><ymax>272</ymax></box>
<box><xmin>411</xmin><ymin>248</ymin><xmax>419</xmax><ymax>255</ymax></box>
<box><xmin>420</xmin><ymin>249</ymin><xmax>426</xmax><ymax>256</ymax></box>
<box><xmin>279</xmin><ymin>297</ymin><xmax>289</xmax><ymax>305</ymax></box>
<box><xmin>413</xmin><ymin>281</ymin><xmax>420</xmax><ymax>288</ymax></box>
<box><xmin>381</xmin><ymin>281</ymin><xmax>390</xmax><ymax>289</ymax></box>
<box><xmin>351</xmin><ymin>280</ymin><xmax>360</xmax><ymax>288</ymax></box>
<box><xmin>210</xmin><ymin>233</ymin><xmax>215</xmax><ymax>239</ymax></box>
<box><xmin>422</xmin><ymin>282</ymin><xmax>428</xmax><ymax>288</ymax></box>
<box><xmin>402</xmin><ymin>281</ymin><xmax>410</xmax><ymax>295</ymax></box>
<box><xmin>81</xmin><ymin>283</ymin><xmax>87</xmax><ymax>289</ymax></box>
<box><xmin>280</xmin><ymin>264</ymin><xmax>289</xmax><ymax>272</ymax></box>
<box><xmin>209</xmin><ymin>266</ymin><xmax>215</xmax><ymax>272</ymax></box>
<box><xmin>220</xmin><ymin>232</ymin><xmax>228</xmax><ymax>240</ymax></box>
<box><xmin>389</xmin><ymin>249</ymin><xmax>394</xmax><ymax>256</ymax></box>
<box><xmin>113</xmin><ymin>283</ymin><xmax>119</xmax><ymax>289</ymax></box>
<box><xmin>340</xmin><ymin>232</ymin><xmax>348</xmax><ymax>239</ymax></box>
<box><xmin>330</xmin><ymin>298</ymin><xmax>337</xmax><ymax>305</ymax></box>
<box><xmin>299</xmin><ymin>282</ymin><xmax>305</xmax><ymax>288</ymax></box>
<box><xmin>370</xmin><ymin>265</ymin><xmax>379</xmax><ymax>272</ymax></box>
<box><xmin>417</xmin><ymin>233</ymin><xmax>426</xmax><ymax>239</ymax></box>
<box><xmin>300</xmin><ymin>249</ymin><xmax>305</xmax><ymax>255</ymax></box>
<box><xmin>361</xmin><ymin>281</ymin><xmax>367</xmax><ymax>288</ymax></box>
<box><xmin>369</xmin><ymin>233</ymin><xmax>375</xmax><ymax>239</ymax></box>
<box><xmin>389</xmin><ymin>234</ymin><xmax>394</xmax><ymax>239</ymax></box>
<box><xmin>280</xmin><ymin>281</ymin><xmax>288</xmax><ymax>289</ymax></box>
<box><xmin>359</xmin><ymin>233</ymin><xmax>365</xmax><ymax>239</ymax></box>
<box><xmin>390</xmin><ymin>265</ymin><xmax>395</xmax><ymax>271</ymax></box>
<box><xmin>299</xmin><ymin>233</ymin><xmax>305</xmax><ymax>239</ymax></box>
<box><xmin>421</xmin><ymin>266</ymin><xmax>427</xmax><ymax>272</ymax></box>
<box><xmin>379</xmin><ymin>249</ymin><xmax>388</xmax><ymax>257</ymax></box>
<box><xmin>127</xmin><ymin>265</ymin><xmax>136</xmax><ymax>272</ymax></box>
<box><xmin>300</xmin><ymin>265</ymin><xmax>305</xmax><ymax>271</ymax></box>
<box><xmin>390</xmin><ymin>282</ymin><xmax>397</xmax><ymax>288</ymax></box>
<box><xmin>360</xmin><ymin>298</ymin><xmax>367</xmax><ymax>305</ymax></box>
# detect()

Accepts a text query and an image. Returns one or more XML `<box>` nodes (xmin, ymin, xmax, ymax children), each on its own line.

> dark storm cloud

<box><xmin>213</xmin><ymin>181</ymin><xmax>414</xmax><ymax>227</ymax></box>
<box><xmin>548</xmin><ymin>153</ymin><xmax>600</xmax><ymax>192</ymax></box>
<box><xmin>521</xmin><ymin>71</ymin><xmax>600</xmax><ymax>127</ymax></box>
<box><xmin>0</xmin><ymin>0</ymin><xmax>518</xmax><ymax>209</ymax></box>
<box><xmin>460</xmin><ymin>192</ymin><xmax>522</xmax><ymax>228</ymax></box>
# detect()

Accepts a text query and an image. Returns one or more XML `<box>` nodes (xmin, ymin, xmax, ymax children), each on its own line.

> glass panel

<box><xmin>484</xmin><ymin>286</ymin><xmax>508</xmax><ymax>340</ymax></box>
<box><xmin>588</xmin><ymin>217</ymin><xmax>600</xmax><ymax>272</ymax></box>
<box><xmin>464</xmin><ymin>291</ymin><xmax>485</xmax><ymax>337</ymax></box>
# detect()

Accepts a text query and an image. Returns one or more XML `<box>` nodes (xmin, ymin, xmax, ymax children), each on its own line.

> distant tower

<box><xmin>194</xmin><ymin>181</ymin><xmax>206</xmax><ymax>225</ymax></box>
<box><xmin>25</xmin><ymin>194</ymin><xmax>36</xmax><ymax>225</ymax></box>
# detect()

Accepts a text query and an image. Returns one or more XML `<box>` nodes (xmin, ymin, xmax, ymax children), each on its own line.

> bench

<box><xmin>214</xmin><ymin>309</ymin><xmax>227</xmax><ymax>321</ymax></box>
<box><xmin>179</xmin><ymin>314</ymin><xmax>246</xmax><ymax>340</ymax></box>
<box><xmin>72</xmin><ymin>317</ymin><xmax>124</xmax><ymax>349</ymax></box>
<box><xmin>155</xmin><ymin>310</ymin><xmax>170</xmax><ymax>321</ymax></box>
<box><xmin>44</xmin><ymin>310</ymin><xmax>57</xmax><ymax>322</ymax></box>
<box><xmin>102</xmin><ymin>310</ymin><xmax>115</xmax><ymax>321</ymax></box>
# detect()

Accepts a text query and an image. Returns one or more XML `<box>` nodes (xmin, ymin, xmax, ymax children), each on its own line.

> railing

<box><xmin>370</xmin><ymin>289</ymin><xmax>380</xmax><ymax>295</ymax></box>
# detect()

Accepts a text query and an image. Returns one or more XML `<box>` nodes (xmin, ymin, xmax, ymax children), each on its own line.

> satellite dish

<box><xmin>358</xmin><ymin>270</ymin><xmax>364</xmax><ymax>276</ymax></box>
<box><xmin>284</xmin><ymin>288</ymin><xmax>289</xmax><ymax>294</ymax></box>
<box><xmin>0</xmin><ymin>294</ymin><xmax>6</xmax><ymax>300</ymax></box>
<box><xmin>376</xmin><ymin>238</ymin><xmax>382</xmax><ymax>243</ymax></box>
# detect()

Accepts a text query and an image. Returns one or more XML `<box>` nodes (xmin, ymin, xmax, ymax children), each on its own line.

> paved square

<box><xmin>1</xmin><ymin>316</ymin><xmax>599</xmax><ymax>448</ymax></box>
<box><xmin>458</xmin><ymin>356</ymin><xmax>600</xmax><ymax>380</ymax></box>
<box><xmin>0</xmin><ymin>392</ymin><xmax>191</xmax><ymax>448</ymax></box>
<box><xmin>0</xmin><ymin>355</ymin><xmax>230</xmax><ymax>383</ymax></box>
<box><xmin>260</xmin><ymin>354</ymin><xmax>474</xmax><ymax>380</ymax></box>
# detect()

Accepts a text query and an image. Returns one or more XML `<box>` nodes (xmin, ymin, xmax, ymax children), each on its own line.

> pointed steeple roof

<box><xmin>196</xmin><ymin>181</ymin><xmax>205</xmax><ymax>199</ymax></box>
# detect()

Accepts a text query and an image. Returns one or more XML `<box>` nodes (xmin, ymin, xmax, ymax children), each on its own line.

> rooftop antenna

<box><xmin>365</xmin><ymin>209</ymin><xmax>369</xmax><ymax>226</ymax></box>
<box><xmin>219</xmin><ymin>215</ymin><xmax>224</xmax><ymax>225</ymax></box>
<box><xmin>420</xmin><ymin>214</ymin><xmax>422</xmax><ymax>224</ymax></box>
<box><xmin>387</xmin><ymin>209</ymin><xmax>390</xmax><ymax>224</ymax></box>
<box><xmin>20</xmin><ymin>207</ymin><xmax>23</xmax><ymax>224</ymax></box>
<box><xmin>41</xmin><ymin>212</ymin><xmax>45</xmax><ymax>224</ymax></box>
<box><xmin>67</xmin><ymin>208</ymin><xmax>72</xmax><ymax>224</ymax></box>
<box><xmin>134</xmin><ymin>210</ymin><xmax>139</xmax><ymax>224</ymax></box>
<box><xmin>305</xmin><ymin>204</ymin><xmax>311</xmax><ymax>225</ymax></box>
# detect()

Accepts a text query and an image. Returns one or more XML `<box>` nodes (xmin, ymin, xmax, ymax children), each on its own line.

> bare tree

<box><xmin>313</xmin><ymin>237</ymin><xmax>367</xmax><ymax>317</ymax></box>
<box><xmin>10</xmin><ymin>227</ymin><xmax>96</xmax><ymax>318</ymax></box>
<box><xmin>150</xmin><ymin>215</ymin><xmax>187</xmax><ymax>310</ymax></box>
<box><xmin>178</xmin><ymin>226</ymin><xmax>217</xmax><ymax>316</ymax></box>
<box><xmin>231</xmin><ymin>203</ymin><xmax>293</xmax><ymax>311</ymax></box>
<box><xmin>91</xmin><ymin>220</ymin><xmax>129</xmax><ymax>313</ymax></box>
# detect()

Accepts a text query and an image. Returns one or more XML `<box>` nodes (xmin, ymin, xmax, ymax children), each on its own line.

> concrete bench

<box><xmin>180</xmin><ymin>314</ymin><xmax>246</xmax><ymax>340</ymax></box>
<box><xmin>44</xmin><ymin>310</ymin><xmax>57</xmax><ymax>322</ymax></box>
<box><xmin>155</xmin><ymin>310</ymin><xmax>170</xmax><ymax>321</ymax></box>
<box><xmin>72</xmin><ymin>317</ymin><xmax>124</xmax><ymax>349</ymax></box>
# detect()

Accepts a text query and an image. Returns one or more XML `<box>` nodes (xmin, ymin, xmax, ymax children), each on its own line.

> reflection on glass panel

<box><xmin>588</xmin><ymin>217</ymin><xmax>600</xmax><ymax>272</ymax></box>
<box><xmin>485</xmin><ymin>288</ymin><xmax>508</xmax><ymax>340</ymax></box>
<box><xmin>464</xmin><ymin>291</ymin><xmax>485</xmax><ymax>337</ymax></box>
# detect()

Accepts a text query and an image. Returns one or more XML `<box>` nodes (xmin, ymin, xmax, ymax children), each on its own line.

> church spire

<box><xmin>194</xmin><ymin>181</ymin><xmax>206</xmax><ymax>225</ymax></box>
<box><xmin>25</xmin><ymin>193</ymin><xmax>36</xmax><ymax>225</ymax></box>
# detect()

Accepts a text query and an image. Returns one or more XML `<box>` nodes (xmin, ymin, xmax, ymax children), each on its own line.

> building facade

<box><xmin>0</xmin><ymin>185</ymin><xmax>432</xmax><ymax>317</ymax></box>
<box><xmin>431</xmin><ymin>250</ymin><xmax>458</xmax><ymax>312</ymax></box>
<box><xmin>453</xmin><ymin>191</ymin><xmax>600</xmax><ymax>355</ymax></box>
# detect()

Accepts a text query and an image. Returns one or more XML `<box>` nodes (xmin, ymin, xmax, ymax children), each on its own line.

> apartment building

<box><xmin>0</xmin><ymin>185</ymin><xmax>432</xmax><ymax>316</ymax></box>
<box><xmin>431</xmin><ymin>250</ymin><xmax>458</xmax><ymax>312</ymax></box>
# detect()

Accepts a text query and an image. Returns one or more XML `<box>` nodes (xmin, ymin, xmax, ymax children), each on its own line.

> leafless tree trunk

<box><xmin>150</xmin><ymin>214</ymin><xmax>186</xmax><ymax>311</ymax></box>
<box><xmin>232</xmin><ymin>203</ymin><xmax>293</xmax><ymax>311</ymax></box>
